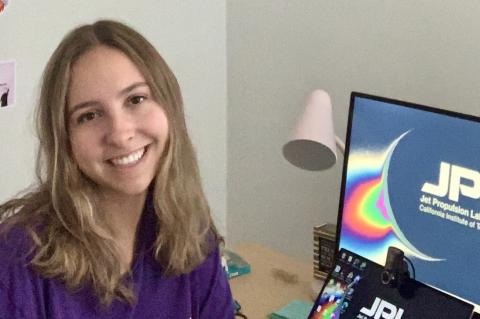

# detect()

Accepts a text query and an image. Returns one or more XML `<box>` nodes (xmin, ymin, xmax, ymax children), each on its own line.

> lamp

<box><xmin>282</xmin><ymin>89</ymin><xmax>344</xmax><ymax>170</ymax></box>
<box><xmin>282</xmin><ymin>89</ymin><xmax>345</xmax><ymax>298</ymax></box>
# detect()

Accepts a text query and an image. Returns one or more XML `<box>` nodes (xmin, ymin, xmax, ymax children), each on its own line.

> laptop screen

<box><xmin>308</xmin><ymin>248</ymin><xmax>474</xmax><ymax>319</ymax></box>
<box><xmin>337</xmin><ymin>92</ymin><xmax>480</xmax><ymax>305</ymax></box>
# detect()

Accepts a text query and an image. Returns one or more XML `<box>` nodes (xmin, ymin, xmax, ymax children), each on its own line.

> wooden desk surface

<box><xmin>229</xmin><ymin>242</ymin><xmax>314</xmax><ymax>318</ymax></box>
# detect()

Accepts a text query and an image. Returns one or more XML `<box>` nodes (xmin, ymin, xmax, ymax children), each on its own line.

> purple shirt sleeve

<box><xmin>191</xmin><ymin>246</ymin><xmax>235</xmax><ymax>319</ymax></box>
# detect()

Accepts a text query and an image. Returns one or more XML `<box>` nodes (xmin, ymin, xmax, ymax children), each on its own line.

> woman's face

<box><xmin>67</xmin><ymin>45</ymin><xmax>169</xmax><ymax>201</ymax></box>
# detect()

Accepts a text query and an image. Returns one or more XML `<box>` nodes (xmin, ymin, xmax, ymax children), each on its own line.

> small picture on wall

<box><xmin>0</xmin><ymin>0</ymin><xmax>10</xmax><ymax>14</ymax></box>
<box><xmin>0</xmin><ymin>60</ymin><xmax>15</xmax><ymax>108</ymax></box>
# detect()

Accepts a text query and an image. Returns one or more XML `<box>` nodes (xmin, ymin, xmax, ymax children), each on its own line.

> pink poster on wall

<box><xmin>0</xmin><ymin>0</ymin><xmax>10</xmax><ymax>14</ymax></box>
<box><xmin>0</xmin><ymin>60</ymin><xmax>15</xmax><ymax>108</ymax></box>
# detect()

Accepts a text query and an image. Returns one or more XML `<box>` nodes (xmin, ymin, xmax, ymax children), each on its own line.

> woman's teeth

<box><xmin>110</xmin><ymin>148</ymin><xmax>145</xmax><ymax>166</ymax></box>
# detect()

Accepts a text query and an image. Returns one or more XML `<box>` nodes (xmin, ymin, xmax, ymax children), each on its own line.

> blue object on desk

<box><xmin>222</xmin><ymin>249</ymin><xmax>251</xmax><ymax>279</ymax></box>
<box><xmin>269</xmin><ymin>300</ymin><xmax>314</xmax><ymax>319</ymax></box>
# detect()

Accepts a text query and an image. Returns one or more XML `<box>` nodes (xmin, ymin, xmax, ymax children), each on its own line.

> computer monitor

<box><xmin>337</xmin><ymin>92</ymin><xmax>480</xmax><ymax>305</ymax></box>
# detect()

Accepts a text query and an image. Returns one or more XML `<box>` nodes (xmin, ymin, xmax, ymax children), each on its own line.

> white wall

<box><xmin>4</xmin><ymin>0</ymin><xmax>480</xmax><ymax>263</ymax></box>
<box><xmin>226</xmin><ymin>0</ymin><xmax>480</xmax><ymax>261</ymax></box>
<box><xmin>0</xmin><ymin>1</ymin><xmax>227</xmax><ymax>234</ymax></box>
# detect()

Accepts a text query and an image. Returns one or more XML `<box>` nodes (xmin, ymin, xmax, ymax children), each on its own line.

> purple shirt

<box><xmin>0</xmin><ymin>203</ymin><xmax>234</xmax><ymax>319</ymax></box>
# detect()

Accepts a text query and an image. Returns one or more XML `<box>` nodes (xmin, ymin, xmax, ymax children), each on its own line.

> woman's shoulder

<box><xmin>0</xmin><ymin>222</ymin><xmax>34</xmax><ymax>251</ymax></box>
<box><xmin>189</xmin><ymin>244</ymin><xmax>234</xmax><ymax>318</ymax></box>
<box><xmin>0</xmin><ymin>223</ymin><xmax>48</xmax><ymax>318</ymax></box>
<box><xmin>0</xmin><ymin>223</ymin><xmax>36</xmax><ymax>277</ymax></box>
<box><xmin>190</xmin><ymin>243</ymin><xmax>225</xmax><ymax>289</ymax></box>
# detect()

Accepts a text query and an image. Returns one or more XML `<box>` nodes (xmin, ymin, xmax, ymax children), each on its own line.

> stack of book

<box><xmin>313</xmin><ymin>223</ymin><xmax>337</xmax><ymax>280</ymax></box>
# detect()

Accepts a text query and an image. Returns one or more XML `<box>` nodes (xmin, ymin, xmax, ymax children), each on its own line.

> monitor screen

<box><xmin>308</xmin><ymin>248</ymin><xmax>474</xmax><ymax>319</ymax></box>
<box><xmin>337</xmin><ymin>92</ymin><xmax>480</xmax><ymax>305</ymax></box>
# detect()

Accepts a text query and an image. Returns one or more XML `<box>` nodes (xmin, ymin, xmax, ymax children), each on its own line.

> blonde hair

<box><xmin>0</xmin><ymin>20</ymin><xmax>220</xmax><ymax>306</ymax></box>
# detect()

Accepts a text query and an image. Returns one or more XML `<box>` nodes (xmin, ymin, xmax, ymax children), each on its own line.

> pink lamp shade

<box><xmin>283</xmin><ymin>90</ymin><xmax>343</xmax><ymax>171</ymax></box>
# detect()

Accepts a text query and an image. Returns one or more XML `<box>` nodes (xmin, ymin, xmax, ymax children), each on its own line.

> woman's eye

<box><xmin>77</xmin><ymin>111</ymin><xmax>98</xmax><ymax>124</ymax></box>
<box><xmin>129</xmin><ymin>95</ymin><xmax>147</xmax><ymax>105</ymax></box>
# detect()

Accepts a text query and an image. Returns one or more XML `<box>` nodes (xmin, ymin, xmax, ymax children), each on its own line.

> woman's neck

<box><xmin>98</xmin><ymin>191</ymin><xmax>147</xmax><ymax>272</ymax></box>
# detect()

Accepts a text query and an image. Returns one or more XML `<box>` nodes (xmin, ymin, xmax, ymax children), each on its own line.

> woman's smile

<box><xmin>109</xmin><ymin>146</ymin><xmax>147</xmax><ymax>167</ymax></box>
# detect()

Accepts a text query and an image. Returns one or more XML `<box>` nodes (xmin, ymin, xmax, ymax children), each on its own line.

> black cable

<box><xmin>233</xmin><ymin>299</ymin><xmax>248</xmax><ymax>319</ymax></box>
<box><xmin>404</xmin><ymin>256</ymin><xmax>416</xmax><ymax>280</ymax></box>
<box><xmin>235</xmin><ymin>312</ymin><xmax>248</xmax><ymax>319</ymax></box>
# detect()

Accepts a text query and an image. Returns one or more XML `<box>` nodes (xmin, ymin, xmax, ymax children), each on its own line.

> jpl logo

<box><xmin>359</xmin><ymin>297</ymin><xmax>404</xmax><ymax>319</ymax></box>
<box><xmin>422</xmin><ymin>162</ymin><xmax>480</xmax><ymax>202</ymax></box>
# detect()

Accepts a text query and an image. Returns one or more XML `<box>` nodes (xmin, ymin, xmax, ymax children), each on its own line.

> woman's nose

<box><xmin>104</xmin><ymin>111</ymin><xmax>135</xmax><ymax>147</ymax></box>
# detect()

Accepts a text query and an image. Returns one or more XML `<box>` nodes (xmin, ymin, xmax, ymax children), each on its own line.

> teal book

<box><xmin>222</xmin><ymin>249</ymin><xmax>251</xmax><ymax>279</ymax></box>
<box><xmin>269</xmin><ymin>300</ymin><xmax>314</xmax><ymax>319</ymax></box>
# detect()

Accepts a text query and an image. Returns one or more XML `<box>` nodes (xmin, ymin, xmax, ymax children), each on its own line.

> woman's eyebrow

<box><xmin>68</xmin><ymin>82</ymin><xmax>149</xmax><ymax>118</ymax></box>
<box><xmin>68</xmin><ymin>100</ymin><xmax>100</xmax><ymax>118</ymax></box>
<box><xmin>117</xmin><ymin>82</ymin><xmax>149</xmax><ymax>98</ymax></box>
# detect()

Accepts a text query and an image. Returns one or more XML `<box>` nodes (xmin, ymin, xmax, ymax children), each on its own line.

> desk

<box><xmin>229</xmin><ymin>242</ymin><xmax>318</xmax><ymax>318</ymax></box>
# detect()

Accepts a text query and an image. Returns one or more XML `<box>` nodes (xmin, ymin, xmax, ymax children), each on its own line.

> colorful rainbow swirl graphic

<box><xmin>309</xmin><ymin>280</ymin><xmax>346</xmax><ymax>319</ymax></box>
<box><xmin>339</xmin><ymin>131</ymin><xmax>444</xmax><ymax>264</ymax></box>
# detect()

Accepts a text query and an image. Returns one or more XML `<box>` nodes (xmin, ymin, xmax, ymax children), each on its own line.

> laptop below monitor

<box><xmin>308</xmin><ymin>248</ymin><xmax>474</xmax><ymax>319</ymax></box>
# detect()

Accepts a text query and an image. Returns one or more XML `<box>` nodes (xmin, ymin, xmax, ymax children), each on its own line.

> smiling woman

<box><xmin>0</xmin><ymin>20</ymin><xmax>233</xmax><ymax>319</ymax></box>
<box><xmin>68</xmin><ymin>47</ymin><xmax>169</xmax><ymax>211</ymax></box>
